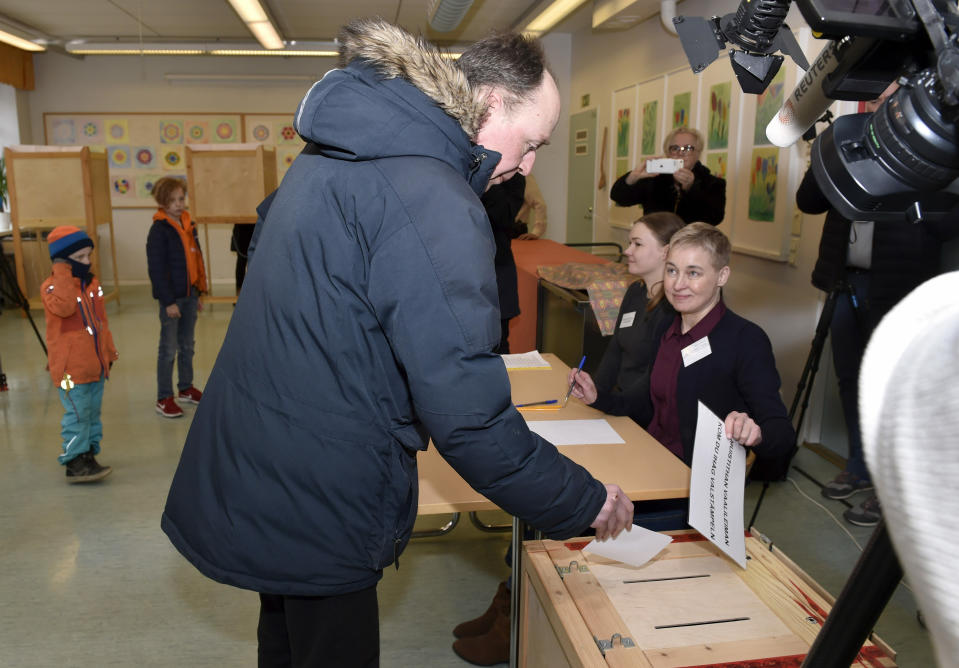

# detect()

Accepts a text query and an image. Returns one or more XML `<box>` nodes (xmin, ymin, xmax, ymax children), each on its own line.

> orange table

<box><xmin>509</xmin><ymin>239</ymin><xmax>608</xmax><ymax>354</ymax></box>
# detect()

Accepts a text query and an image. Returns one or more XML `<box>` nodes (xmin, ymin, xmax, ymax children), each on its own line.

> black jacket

<box><xmin>482</xmin><ymin>173</ymin><xmax>525</xmax><ymax>320</ymax></box>
<box><xmin>161</xmin><ymin>20</ymin><xmax>606</xmax><ymax>597</ymax></box>
<box><xmin>146</xmin><ymin>213</ymin><xmax>203</xmax><ymax>306</ymax></box>
<box><xmin>610</xmin><ymin>162</ymin><xmax>726</xmax><ymax>225</ymax></box>
<box><xmin>591</xmin><ymin>282</ymin><xmax>674</xmax><ymax>425</ymax></box>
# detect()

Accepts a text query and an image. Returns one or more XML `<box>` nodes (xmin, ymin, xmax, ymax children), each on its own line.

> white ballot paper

<box><xmin>688</xmin><ymin>401</ymin><xmax>748</xmax><ymax>568</ymax></box>
<box><xmin>526</xmin><ymin>419</ymin><xmax>625</xmax><ymax>446</ymax></box>
<box><xmin>500</xmin><ymin>350</ymin><xmax>551</xmax><ymax>369</ymax></box>
<box><xmin>583</xmin><ymin>524</ymin><xmax>673</xmax><ymax>567</ymax></box>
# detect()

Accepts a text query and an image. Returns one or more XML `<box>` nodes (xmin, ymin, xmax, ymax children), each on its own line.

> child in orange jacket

<box><xmin>42</xmin><ymin>226</ymin><xmax>119</xmax><ymax>483</ymax></box>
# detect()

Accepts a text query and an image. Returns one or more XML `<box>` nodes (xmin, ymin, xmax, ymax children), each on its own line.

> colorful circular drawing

<box><xmin>280</xmin><ymin>125</ymin><xmax>297</xmax><ymax>141</ymax></box>
<box><xmin>83</xmin><ymin>122</ymin><xmax>98</xmax><ymax>137</ymax></box>
<box><xmin>164</xmin><ymin>151</ymin><xmax>181</xmax><ymax>167</ymax></box>
<box><xmin>144</xmin><ymin>178</ymin><xmax>157</xmax><ymax>194</ymax></box>
<box><xmin>109</xmin><ymin>123</ymin><xmax>125</xmax><ymax>139</ymax></box>
<box><xmin>113</xmin><ymin>178</ymin><xmax>130</xmax><ymax>194</ymax></box>
<box><xmin>162</xmin><ymin>123</ymin><xmax>182</xmax><ymax>142</ymax></box>
<box><xmin>136</xmin><ymin>148</ymin><xmax>154</xmax><ymax>165</ymax></box>
<box><xmin>189</xmin><ymin>125</ymin><xmax>204</xmax><ymax>140</ymax></box>
<box><xmin>110</xmin><ymin>148</ymin><xmax>128</xmax><ymax>164</ymax></box>
<box><xmin>252</xmin><ymin>124</ymin><xmax>269</xmax><ymax>142</ymax></box>
<box><xmin>216</xmin><ymin>122</ymin><xmax>235</xmax><ymax>140</ymax></box>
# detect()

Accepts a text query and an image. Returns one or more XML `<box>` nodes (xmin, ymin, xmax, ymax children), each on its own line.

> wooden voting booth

<box><xmin>519</xmin><ymin>531</ymin><xmax>897</xmax><ymax>668</ymax></box>
<box><xmin>3</xmin><ymin>145</ymin><xmax>119</xmax><ymax>309</ymax></box>
<box><xmin>185</xmin><ymin>143</ymin><xmax>276</xmax><ymax>303</ymax></box>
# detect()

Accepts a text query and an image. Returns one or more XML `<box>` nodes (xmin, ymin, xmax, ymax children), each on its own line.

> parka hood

<box><xmin>292</xmin><ymin>17</ymin><xmax>496</xmax><ymax>191</ymax></box>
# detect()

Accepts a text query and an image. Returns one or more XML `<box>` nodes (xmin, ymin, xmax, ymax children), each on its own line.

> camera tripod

<box><xmin>748</xmin><ymin>278</ymin><xmax>861</xmax><ymax>529</ymax></box>
<box><xmin>0</xmin><ymin>248</ymin><xmax>47</xmax><ymax>390</ymax></box>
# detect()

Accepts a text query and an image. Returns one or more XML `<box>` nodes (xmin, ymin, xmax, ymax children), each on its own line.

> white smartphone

<box><xmin>646</xmin><ymin>158</ymin><xmax>685</xmax><ymax>174</ymax></box>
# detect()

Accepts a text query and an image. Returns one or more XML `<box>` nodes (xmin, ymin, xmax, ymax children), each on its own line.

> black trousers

<box><xmin>257</xmin><ymin>586</ymin><xmax>379</xmax><ymax>668</ymax></box>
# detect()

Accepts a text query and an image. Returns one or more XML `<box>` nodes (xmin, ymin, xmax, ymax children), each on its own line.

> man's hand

<box><xmin>567</xmin><ymin>368</ymin><xmax>598</xmax><ymax>405</ymax></box>
<box><xmin>165</xmin><ymin>304</ymin><xmax>181</xmax><ymax>319</ymax></box>
<box><xmin>725</xmin><ymin>411</ymin><xmax>762</xmax><ymax>447</ymax></box>
<box><xmin>590</xmin><ymin>484</ymin><xmax>633</xmax><ymax>541</ymax></box>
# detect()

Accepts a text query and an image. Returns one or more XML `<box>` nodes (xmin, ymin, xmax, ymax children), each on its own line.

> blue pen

<box><xmin>516</xmin><ymin>399</ymin><xmax>559</xmax><ymax>408</ymax></box>
<box><xmin>563</xmin><ymin>355</ymin><xmax>586</xmax><ymax>407</ymax></box>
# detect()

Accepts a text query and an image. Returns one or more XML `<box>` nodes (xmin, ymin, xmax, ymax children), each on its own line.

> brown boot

<box><xmin>452</xmin><ymin>595</ymin><xmax>510</xmax><ymax>666</ymax></box>
<box><xmin>453</xmin><ymin>581</ymin><xmax>510</xmax><ymax>638</ymax></box>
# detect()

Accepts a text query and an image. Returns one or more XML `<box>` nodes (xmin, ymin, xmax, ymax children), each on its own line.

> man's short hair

<box><xmin>457</xmin><ymin>32</ymin><xmax>548</xmax><ymax>112</ymax></box>
<box><xmin>152</xmin><ymin>177</ymin><xmax>187</xmax><ymax>207</ymax></box>
<box><xmin>663</xmin><ymin>126</ymin><xmax>704</xmax><ymax>154</ymax></box>
<box><xmin>669</xmin><ymin>222</ymin><xmax>730</xmax><ymax>269</ymax></box>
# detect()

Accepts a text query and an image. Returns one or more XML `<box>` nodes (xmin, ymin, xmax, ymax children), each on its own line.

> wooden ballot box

<box><xmin>185</xmin><ymin>143</ymin><xmax>277</xmax><ymax>302</ymax></box>
<box><xmin>519</xmin><ymin>531</ymin><xmax>896</xmax><ymax>667</ymax></box>
<box><xmin>3</xmin><ymin>145</ymin><xmax>119</xmax><ymax>308</ymax></box>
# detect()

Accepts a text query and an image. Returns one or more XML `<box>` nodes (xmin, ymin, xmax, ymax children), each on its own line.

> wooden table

<box><xmin>415</xmin><ymin>354</ymin><xmax>690</xmax><ymax>667</ymax></box>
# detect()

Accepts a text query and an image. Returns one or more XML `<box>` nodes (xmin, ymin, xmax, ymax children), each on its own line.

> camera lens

<box><xmin>867</xmin><ymin>70</ymin><xmax>959</xmax><ymax>190</ymax></box>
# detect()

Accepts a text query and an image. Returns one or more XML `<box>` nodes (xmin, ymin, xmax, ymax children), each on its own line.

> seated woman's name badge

<box><xmin>681</xmin><ymin>337</ymin><xmax>711</xmax><ymax>367</ymax></box>
<box><xmin>620</xmin><ymin>312</ymin><xmax>636</xmax><ymax>328</ymax></box>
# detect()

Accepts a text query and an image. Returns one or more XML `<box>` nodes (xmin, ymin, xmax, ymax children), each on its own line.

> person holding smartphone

<box><xmin>610</xmin><ymin>126</ymin><xmax>726</xmax><ymax>225</ymax></box>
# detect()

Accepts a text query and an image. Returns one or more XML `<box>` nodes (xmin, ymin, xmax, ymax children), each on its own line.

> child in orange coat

<box><xmin>42</xmin><ymin>226</ymin><xmax>119</xmax><ymax>483</ymax></box>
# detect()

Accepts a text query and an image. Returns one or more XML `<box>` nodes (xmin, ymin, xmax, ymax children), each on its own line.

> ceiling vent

<box><xmin>593</xmin><ymin>0</ymin><xmax>674</xmax><ymax>31</ymax></box>
<box><xmin>428</xmin><ymin>0</ymin><xmax>475</xmax><ymax>32</ymax></box>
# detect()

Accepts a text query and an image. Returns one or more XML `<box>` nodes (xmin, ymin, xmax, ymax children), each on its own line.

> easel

<box><xmin>185</xmin><ymin>144</ymin><xmax>276</xmax><ymax>304</ymax></box>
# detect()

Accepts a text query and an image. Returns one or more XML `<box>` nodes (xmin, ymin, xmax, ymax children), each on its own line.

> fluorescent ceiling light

<box><xmin>226</xmin><ymin>0</ymin><xmax>283</xmax><ymax>49</ymax></box>
<box><xmin>0</xmin><ymin>28</ymin><xmax>45</xmax><ymax>52</ymax></box>
<box><xmin>65</xmin><ymin>40</ymin><xmax>339</xmax><ymax>57</ymax></box>
<box><xmin>522</xmin><ymin>0</ymin><xmax>591</xmax><ymax>35</ymax></box>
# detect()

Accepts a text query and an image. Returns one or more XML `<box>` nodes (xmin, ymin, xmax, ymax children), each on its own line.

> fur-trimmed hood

<box><xmin>292</xmin><ymin>18</ymin><xmax>496</xmax><ymax>193</ymax></box>
<box><xmin>337</xmin><ymin>18</ymin><xmax>485</xmax><ymax>138</ymax></box>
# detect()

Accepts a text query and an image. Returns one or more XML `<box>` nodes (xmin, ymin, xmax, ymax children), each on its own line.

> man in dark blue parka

<box><xmin>161</xmin><ymin>18</ymin><xmax>634</xmax><ymax>666</ymax></box>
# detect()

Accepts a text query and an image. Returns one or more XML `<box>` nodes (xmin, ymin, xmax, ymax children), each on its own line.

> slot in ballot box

<box><xmin>519</xmin><ymin>531</ymin><xmax>896</xmax><ymax>668</ymax></box>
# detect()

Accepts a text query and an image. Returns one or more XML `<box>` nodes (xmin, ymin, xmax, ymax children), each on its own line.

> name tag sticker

<box><xmin>681</xmin><ymin>336</ymin><xmax>711</xmax><ymax>367</ymax></box>
<box><xmin>620</xmin><ymin>311</ymin><xmax>636</xmax><ymax>328</ymax></box>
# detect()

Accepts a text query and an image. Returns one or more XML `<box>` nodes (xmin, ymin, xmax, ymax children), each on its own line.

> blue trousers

<box><xmin>157</xmin><ymin>295</ymin><xmax>198</xmax><ymax>400</ymax></box>
<box><xmin>58</xmin><ymin>378</ymin><xmax>105</xmax><ymax>464</ymax></box>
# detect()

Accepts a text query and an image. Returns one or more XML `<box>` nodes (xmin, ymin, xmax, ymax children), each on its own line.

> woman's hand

<box><xmin>725</xmin><ymin>411</ymin><xmax>762</xmax><ymax>447</ymax></box>
<box><xmin>567</xmin><ymin>369</ymin><xmax>598</xmax><ymax>405</ymax></box>
<box><xmin>673</xmin><ymin>167</ymin><xmax>695</xmax><ymax>191</ymax></box>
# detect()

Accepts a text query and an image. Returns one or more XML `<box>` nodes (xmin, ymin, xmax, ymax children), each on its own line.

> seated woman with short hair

<box><xmin>571</xmin><ymin>223</ymin><xmax>795</xmax><ymax>527</ymax></box>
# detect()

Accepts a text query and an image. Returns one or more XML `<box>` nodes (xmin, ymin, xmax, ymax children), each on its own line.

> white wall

<box><xmin>563</xmin><ymin>0</ymin><xmax>831</xmax><ymax>441</ymax></box>
<box><xmin>22</xmin><ymin>52</ymin><xmax>337</xmax><ymax>289</ymax></box>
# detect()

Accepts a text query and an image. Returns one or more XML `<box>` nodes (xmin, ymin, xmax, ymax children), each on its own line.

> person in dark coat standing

<box><xmin>796</xmin><ymin>82</ymin><xmax>958</xmax><ymax>527</ymax></box>
<box><xmin>161</xmin><ymin>19</ymin><xmax>633</xmax><ymax>667</ymax></box>
<box><xmin>610</xmin><ymin>126</ymin><xmax>726</xmax><ymax>225</ymax></box>
<box><xmin>482</xmin><ymin>172</ymin><xmax>526</xmax><ymax>354</ymax></box>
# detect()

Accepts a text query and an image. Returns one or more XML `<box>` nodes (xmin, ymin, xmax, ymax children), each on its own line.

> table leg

<box><xmin>509</xmin><ymin>516</ymin><xmax>522</xmax><ymax>668</ymax></box>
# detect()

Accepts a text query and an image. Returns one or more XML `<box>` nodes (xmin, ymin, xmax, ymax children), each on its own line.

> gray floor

<box><xmin>0</xmin><ymin>285</ymin><xmax>933</xmax><ymax>667</ymax></box>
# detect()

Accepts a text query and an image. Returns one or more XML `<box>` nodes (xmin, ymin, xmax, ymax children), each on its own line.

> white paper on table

<box><xmin>583</xmin><ymin>524</ymin><xmax>673</xmax><ymax>567</ymax></box>
<box><xmin>687</xmin><ymin>401</ymin><xmax>748</xmax><ymax>568</ymax></box>
<box><xmin>526</xmin><ymin>419</ymin><xmax>625</xmax><ymax>446</ymax></box>
<box><xmin>501</xmin><ymin>350</ymin><xmax>551</xmax><ymax>369</ymax></box>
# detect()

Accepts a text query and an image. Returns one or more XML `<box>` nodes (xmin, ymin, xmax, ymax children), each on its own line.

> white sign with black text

<box><xmin>688</xmin><ymin>401</ymin><xmax>747</xmax><ymax>568</ymax></box>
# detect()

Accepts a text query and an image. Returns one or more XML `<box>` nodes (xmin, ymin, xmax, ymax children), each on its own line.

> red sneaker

<box><xmin>156</xmin><ymin>396</ymin><xmax>184</xmax><ymax>418</ymax></box>
<box><xmin>177</xmin><ymin>386</ymin><xmax>203</xmax><ymax>404</ymax></box>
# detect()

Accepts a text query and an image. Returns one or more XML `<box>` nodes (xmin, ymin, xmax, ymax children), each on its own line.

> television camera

<box><xmin>674</xmin><ymin>0</ymin><xmax>959</xmax><ymax>223</ymax></box>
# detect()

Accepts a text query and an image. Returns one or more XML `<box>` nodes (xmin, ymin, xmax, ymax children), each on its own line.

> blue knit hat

<box><xmin>48</xmin><ymin>226</ymin><xmax>94</xmax><ymax>260</ymax></box>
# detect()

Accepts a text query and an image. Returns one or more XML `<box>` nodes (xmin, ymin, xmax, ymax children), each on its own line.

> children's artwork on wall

<box><xmin>672</xmin><ymin>92</ymin><xmax>691</xmax><ymax>128</ymax></box>
<box><xmin>706</xmin><ymin>152</ymin><xmax>728</xmax><ymax>179</ymax></box>
<box><xmin>45</xmin><ymin>112</ymin><xmax>298</xmax><ymax>208</ymax></box>
<box><xmin>753</xmin><ymin>67</ymin><xmax>786</xmax><ymax>145</ymax></box>
<box><xmin>748</xmin><ymin>147</ymin><xmax>779</xmax><ymax>221</ymax></box>
<box><xmin>245</xmin><ymin>114</ymin><xmax>305</xmax><ymax>182</ymax></box>
<box><xmin>186</xmin><ymin>121</ymin><xmax>209</xmax><ymax>144</ymax></box>
<box><xmin>707</xmin><ymin>82</ymin><xmax>731</xmax><ymax>150</ymax></box>
<box><xmin>641</xmin><ymin>101</ymin><xmax>658</xmax><ymax>155</ymax></box>
<box><xmin>610</xmin><ymin>85</ymin><xmax>639</xmax><ymax>230</ymax></box>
